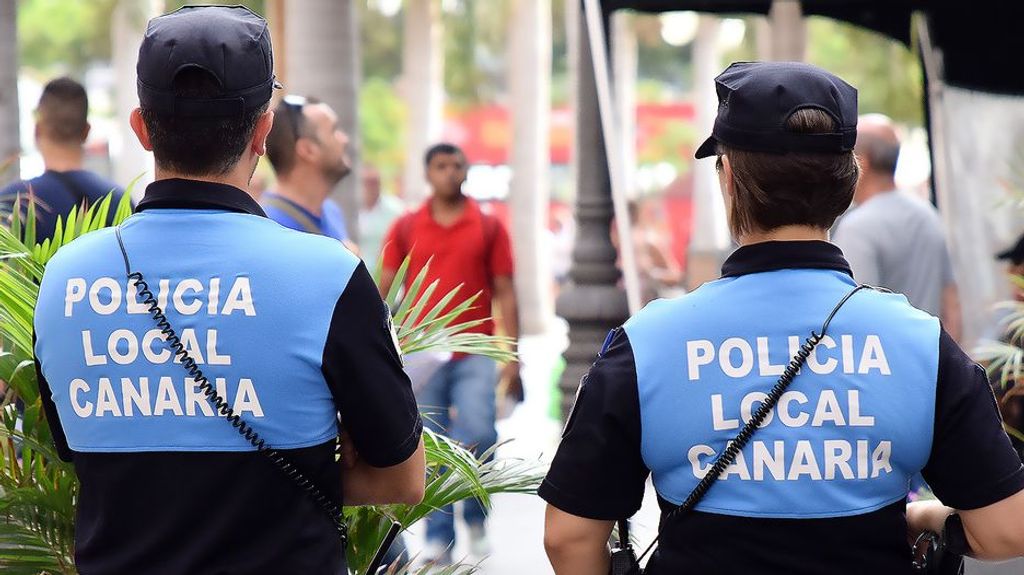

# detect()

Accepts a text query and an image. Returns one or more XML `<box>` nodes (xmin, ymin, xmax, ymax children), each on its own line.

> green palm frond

<box><xmin>380</xmin><ymin>255</ymin><xmax>517</xmax><ymax>364</ymax></box>
<box><xmin>0</xmin><ymin>191</ymin><xmax>133</xmax><ymax>574</ymax></box>
<box><xmin>344</xmin><ymin>428</ymin><xmax>545</xmax><ymax>574</ymax></box>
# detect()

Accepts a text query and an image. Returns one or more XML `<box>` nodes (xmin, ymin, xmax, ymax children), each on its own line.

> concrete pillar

<box><xmin>555</xmin><ymin>0</ymin><xmax>629</xmax><ymax>418</ymax></box>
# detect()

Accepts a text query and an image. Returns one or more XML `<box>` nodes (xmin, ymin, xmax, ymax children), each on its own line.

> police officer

<box><xmin>33</xmin><ymin>6</ymin><xmax>424</xmax><ymax>574</ymax></box>
<box><xmin>540</xmin><ymin>62</ymin><xmax>1024</xmax><ymax>574</ymax></box>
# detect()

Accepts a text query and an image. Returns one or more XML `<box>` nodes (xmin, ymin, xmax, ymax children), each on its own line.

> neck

<box><xmin>738</xmin><ymin>225</ymin><xmax>828</xmax><ymax>246</ymax></box>
<box><xmin>40</xmin><ymin>141</ymin><xmax>85</xmax><ymax>172</ymax></box>
<box><xmin>275</xmin><ymin>170</ymin><xmax>331</xmax><ymax>216</ymax></box>
<box><xmin>855</xmin><ymin>175</ymin><xmax>896</xmax><ymax>204</ymax></box>
<box><xmin>153</xmin><ymin>164</ymin><xmax>255</xmax><ymax>197</ymax></box>
<box><xmin>431</xmin><ymin>191</ymin><xmax>465</xmax><ymax>211</ymax></box>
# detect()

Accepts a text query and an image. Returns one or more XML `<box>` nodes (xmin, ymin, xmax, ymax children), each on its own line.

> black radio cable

<box><xmin>114</xmin><ymin>226</ymin><xmax>349</xmax><ymax>543</ymax></box>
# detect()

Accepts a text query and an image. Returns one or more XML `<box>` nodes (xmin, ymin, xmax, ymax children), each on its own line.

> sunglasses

<box><xmin>282</xmin><ymin>94</ymin><xmax>309</xmax><ymax>142</ymax></box>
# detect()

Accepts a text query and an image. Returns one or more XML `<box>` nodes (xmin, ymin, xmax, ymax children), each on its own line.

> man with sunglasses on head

<box><xmin>264</xmin><ymin>95</ymin><xmax>357</xmax><ymax>252</ymax></box>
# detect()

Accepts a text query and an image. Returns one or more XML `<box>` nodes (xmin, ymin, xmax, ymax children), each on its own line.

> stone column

<box><xmin>0</xmin><ymin>0</ymin><xmax>20</xmax><ymax>186</ymax></box>
<box><xmin>285</xmin><ymin>0</ymin><xmax>362</xmax><ymax>242</ymax></box>
<box><xmin>555</xmin><ymin>0</ymin><xmax>629</xmax><ymax>418</ymax></box>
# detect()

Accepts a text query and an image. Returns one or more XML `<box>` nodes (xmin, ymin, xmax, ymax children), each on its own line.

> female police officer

<box><xmin>540</xmin><ymin>62</ymin><xmax>1024</xmax><ymax>574</ymax></box>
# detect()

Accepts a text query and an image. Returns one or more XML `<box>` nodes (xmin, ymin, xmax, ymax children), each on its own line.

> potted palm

<box><xmin>0</xmin><ymin>195</ymin><xmax>543</xmax><ymax>574</ymax></box>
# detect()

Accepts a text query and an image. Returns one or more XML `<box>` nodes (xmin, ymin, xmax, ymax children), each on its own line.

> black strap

<box><xmin>113</xmin><ymin>226</ymin><xmax>348</xmax><ymax>543</ymax></box>
<box><xmin>49</xmin><ymin>170</ymin><xmax>90</xmax><ymax>207</ymax></box>
<box><xmin>263</xmin><ymin>195</ymin><xmax>325</xmax><ymax>235</ymax></box>
<box><xmin>634</xmin><ymin>284</ymin><xmax>879</xmax><ymax>565</ymax></box>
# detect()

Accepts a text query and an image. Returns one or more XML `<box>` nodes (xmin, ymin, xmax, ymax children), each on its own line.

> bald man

<box><xmin>832</xmin><ymin>114</ymin><xmax>961</xmax><ymax>340</ymax></box>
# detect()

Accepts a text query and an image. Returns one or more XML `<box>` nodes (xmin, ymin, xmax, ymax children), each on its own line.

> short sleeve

<box><xmin>321</xmin><ymin>262</ymin><xmax>422</xmax><ymax>467</ymax></box>
<box><xmin>539</xmin><ymin>329</ymin><xmax>650</xmax><ymax>520</ymax></box>
<box><xmin>33</xmin><ymin>334</ymin><xmax>73</xmax><ymax>463</ymax></box>
<box><xmin>488</xmin><ymin>218</ymin><xmax>514</xmax><ymax>278</ymax></box>
<box><xmin>379</xmin><ymin>216</ymin><xmax>408</xmax><ymax>272</ymax></box>
<box><xmin>921</xmin><ymin>329</ymin><xmax>1024</xmax><ymax>509</ymax></box>
<box><xmin>833</xmin><ymin>218</ymin><xmax>881</xmax><ymax>286</ymax></box>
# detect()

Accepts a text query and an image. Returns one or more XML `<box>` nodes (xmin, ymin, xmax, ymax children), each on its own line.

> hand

<box><xmin>501</xmin><ymin>361</ymin><xmax>524</xmax><ymax>403</ymax></box>
<box><xmin>907</xmin><ymin>500</ymin><xmax>952</xmax><ymax>546</ymax></box>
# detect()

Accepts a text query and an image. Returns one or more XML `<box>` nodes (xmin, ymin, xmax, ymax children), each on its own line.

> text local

<box><xmin>64</xmin><ymin>276</ymin><xmax>265</xmax><ymax>419</ymax></box>
<box><xmin>685</xmin><ymin>334</ymin><xmax>894</xmax><ymax>482</ymax></box>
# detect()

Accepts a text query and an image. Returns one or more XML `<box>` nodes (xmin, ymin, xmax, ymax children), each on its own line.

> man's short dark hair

<box><xmin>721</xmin><ymin>108</ymin><xmax>860</xmax><ymax>238</ymax></box>
<box><xmin>139</xmin><ymin>67</ymin><xmax>268</xmax><ymax>176</ymax></box>
<box><xmin>266</xmin><ymin>96</ymin><xmax>322</xmax><ymax>177</ymax></box>
<box><xmin>424</xmin><ymin>143</ymin><xmax>464</xmax><ymax>167</ymax></box>
<box><xmin>37</xmin><ymin>77</ymin><xmax>89</xmax><ymax>145</ymax></box>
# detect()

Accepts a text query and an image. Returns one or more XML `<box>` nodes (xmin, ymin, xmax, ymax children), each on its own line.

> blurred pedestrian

<box><xmin>0</xmin><ymin>77</ymin><xmax>127</xmax><ymax>242</ymax></box>
<box><xmin>264</xmin><ymin>95</ymin><xmax>357</xmax><ymax>252</ymax></box>
<box><xmin>359</xmin><ymin>165</ymin><xmax>404</xmax><ymax>271</ymax></box>
<box><xmin>832</xmin><ymin>114</ymin><xmax>961</xmax><ymax>340</ymax></box>
<box><xmin>378</xmin><ymin>143</ymin><xmax>518</xmax><ymax>564</ymax></box>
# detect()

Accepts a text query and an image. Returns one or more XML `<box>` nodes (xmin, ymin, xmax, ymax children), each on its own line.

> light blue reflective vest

<box><xmin>34</xmin><ymin>209</ymin><xmax>359</xmax><ymax>452</ymax></box>
<box><xmin>624</xmin><ymin>268</ymin><xmax>939</xmax><ymax>519</ymax></box>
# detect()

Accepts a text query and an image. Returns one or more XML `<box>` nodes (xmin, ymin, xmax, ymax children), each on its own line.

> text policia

<box><xmin>62</xmin><ymin>275</ymin><xmax>264</xmax><ymax>419</ymax></box>
<box><xmin>685</xmin><ymin>333</ymin><xmax>894</xmax><ymax>483</ymax></box>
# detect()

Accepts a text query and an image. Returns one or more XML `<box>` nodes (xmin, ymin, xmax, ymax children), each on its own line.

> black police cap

<box><xmin>137</xmin><ymin>5</ymin><xmax>282</xmax><ymax>118</ymax></box>
<box><xmin>695</xmin><ymin>61</ymin><xmax>858</xmax><ymax>159</ymax></box>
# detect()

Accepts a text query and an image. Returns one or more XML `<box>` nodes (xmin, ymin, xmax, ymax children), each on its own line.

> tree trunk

<box><xmin>112</xmin><ymin>0</ymin><xmax>156</xmax><ymax>199</ymax></box>
<box><xmin>612</xmin><ymin>11</ymin><xmax>637</xmax><ymax>200</ymax></box>
<box><xmin>284</xmin><ymin>0</ymin><xmax>362</xmax><ymax>242</ymax></box>
<box><xmin>508</xmin><ymin>0</ymin><xmax>554</xmax><ymax>336</ymax></box>
<box><xmin>0</xmin><ymin>0</ymin><xmax>20</xmax><ymax>187</ymax></box>
<box><xmin>400</xmin><ymin>0</ymin><xmax>444</xmax><ymax>203</ymax></box>
<box><xmin>767</xmin><ymin>0</ymin><xmax>806</xmax><ymax>61</ymax></box>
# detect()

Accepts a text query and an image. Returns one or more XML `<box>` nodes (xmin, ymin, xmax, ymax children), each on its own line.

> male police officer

<box><xmin>33</xmin><ymin>6</ymin><xmax>424</xmax><ymax>574</ymax></box>
<box><xmin>541</xmin><ymin>62</ymin><xmax>1024</xmax><ymax>574</ymax></box>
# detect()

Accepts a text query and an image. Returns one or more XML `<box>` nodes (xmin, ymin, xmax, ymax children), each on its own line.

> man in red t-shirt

<box><xmin>378</xmin><ymin>143</ymin><xmax>518</xmax><ymax>563</ymax></box>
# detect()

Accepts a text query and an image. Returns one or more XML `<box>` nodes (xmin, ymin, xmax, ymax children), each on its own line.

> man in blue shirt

<box><xmin>264</xmin><ymin>95</ymin><xmax>355</xmax><ymax>250</ymax></box>
<box><xmin>1</xmin><ymin>78</ymin><xmax>126</xmax><ymax>242</ymax></box>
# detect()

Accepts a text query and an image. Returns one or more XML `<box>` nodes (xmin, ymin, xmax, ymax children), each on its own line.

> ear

<box><xmin>82</xmin><ymin>121</ymin><xmax>92</xmax><ymax>143</ymax></box>
<box><xmin>251</xmin><ymin>110</ymin><xmax>275</xmax><ymax>157</ymax></box>
<box><xmin>720</xmin><ymin>154</ymin><xmax>735</xmax><ymax>198</ymax></box>
<box><xmin>129</xmin><ymin>108</ymin><xmax>153</xmax><ymax>151</ymax></box>
<box><xmin>855</xmin><ymin>151</ymin><xmax>870</xmax><ymax>176</ymax></box>
<box><xmin>294</xmin><ymin>137</ymin><xmax>320</xmax><ymax>164</ymax></box>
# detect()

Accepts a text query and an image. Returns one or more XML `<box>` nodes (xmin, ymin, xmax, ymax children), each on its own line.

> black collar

<box><xmin>135</xmin><ymin>179</ymin><xmax>267</xmax><ymax>217</ymax></box>
<box><xmin>721</xmin><ymin>240</ymin><xmax>853</xmax><ymax>278</ymax></box>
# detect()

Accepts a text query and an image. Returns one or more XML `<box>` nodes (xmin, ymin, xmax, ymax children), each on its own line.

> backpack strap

<box><xmin>394</xmin><ymin>212</ymin><xmax>416</xmax><ymax>260</ymax></box>
<box><xmin>263</xmin><ymin>195</ymin><xmax>324</xmax><ymax>235</ymax></box>
<box><xmin>481</xmin><ymin>211</ymin><xmax>501</xmax><ymax>280</ymax></box>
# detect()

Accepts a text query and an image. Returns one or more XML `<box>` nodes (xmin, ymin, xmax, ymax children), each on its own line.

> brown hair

<box><xmin>36</xmin><ymin>77</ymin><xmax>89</xmax><ymax>145</ymax></box>
<box><xmin>720</xmin><ymin>108</ymin><xmax>860</xmax><ymax>238</ymax></box>
<box><xmin>266</xmin><ymin>96</ymin><xmax>322</xmax><ymax>177</ymax></box>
